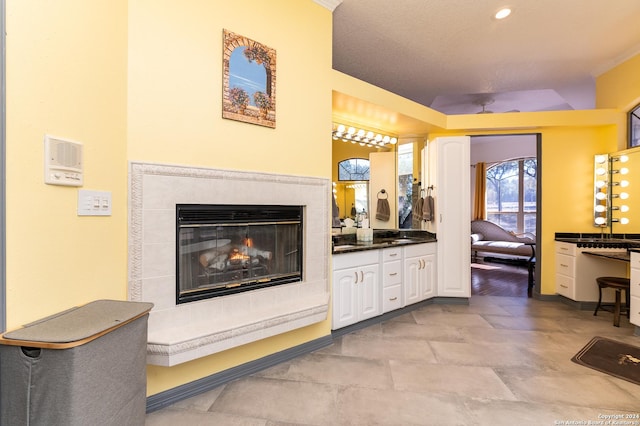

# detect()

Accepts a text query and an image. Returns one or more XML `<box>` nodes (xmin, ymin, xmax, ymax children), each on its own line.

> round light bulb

<box><xmin>595</xmin><ymin>181</ymin><xmax>606</xmax><ymax>188</ymax></box>
<box><xmin>595</xmin><ymin>217</ymin><xmax>606</xmax><ymax>225</ymax></box>
<box><xmin>620</xmin><ymin>155</ymin><xmax>629</xmax><ymax>163</ymax></box>
<box><xmin>495</xmin><ymin>8</ymin><xmax>511</xmax><ymax>19</ymax></box>
<box><xmin>620</xmin><ymin>192</ymin><xmax>629</xmax><ymax>199</ymax></box>
<box><xmin>620</xmin><ymin>167</ymin><xmax>629</xmax><ymax>175</ymax></box>
<box><xmin>621</xmin><ymin>205</ymin><xmax>630</xmax><ymax>212</ymax></box>
<box><xmin>337</xmin><ymin>124</ymin><xmax>346</xmax><ymax>133</ymax></box>
<box><xmin>347</xmin><ymin>127</ymin><xmax>355</xmax><ymax>135</ymax></box>
<box><xmin>595</xmin><ymin>192</ymin><xmax>606</xmax><ymax>200</ymax></box>
<box><xmin>357</xmin><ymin>129</ymin><xmax>365</xmax><ymax>137</ymax></box>
<box><xmin>620</xmin><ymin>180</ymin><xmax>629</xmax><ymax>187</ymax></box>
<box><xmin>390</xmin><ymin>137</ymin><xmax>398</xmax><ymax>144</ymax></box>
<box><xmin>382</xmin><ymin>136</ymin><xmax>390</xmax><ymax>144</ymax></box>
<box><xmin>596</xmin><ymin>167</ymin><xmax>607</xmax><ymax>176</ymax></box>
<box><xmin>621</xmin><ymin>218</ymin><xmax>630</xmax><ymax>225</ymax></box>
<box><xmin>595</xmin><ymin>205</ymin><xmax>606</xmax><ymax>213</ymax></box>
<box><xmin>595</xmin><ymin>155</ymin><xmax>607</xmax><ymax>164</ymax></box>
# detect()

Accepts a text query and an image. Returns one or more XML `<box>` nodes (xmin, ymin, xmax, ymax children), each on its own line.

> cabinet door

<box><xmin>420</xmin><ymin>254</ymin><xmax>436</xmax><ymax>300</ymax></box>
<box><xmin>332</xmin><ymin>267</ymin><xmax>359</xmax><ymax>329</ymax></box>
<box><xmin>429</xmin><ymin>136</ymin><xmax>471</xmax><ymax>298</ymax></box>
<box><xmin>404</xmin><ymin>256</ymin><xmax>421</xmax><ymax>306</ymax></box>
<box><xmin>359</xmin><ymin>264</ymin><xmax>381</xmax><ymax>321</ymax></box>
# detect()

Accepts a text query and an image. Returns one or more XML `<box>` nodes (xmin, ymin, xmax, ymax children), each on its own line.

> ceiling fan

<box><xmin>474</xmin><ymin>98</ymin><xmax>520</xmax><ymax>114</ymax></box>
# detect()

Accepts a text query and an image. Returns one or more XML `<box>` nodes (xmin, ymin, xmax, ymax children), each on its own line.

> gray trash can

<box><xmin>0</xmin><ymin>299</ymin><xmax>153</xmax><ymax>426</ymax></box>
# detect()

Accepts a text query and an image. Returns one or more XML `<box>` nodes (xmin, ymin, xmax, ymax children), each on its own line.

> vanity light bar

<box><xmin>332</xmin><ymin>124</ymin><xmax>397</xmax><ymax>147</ymax></box>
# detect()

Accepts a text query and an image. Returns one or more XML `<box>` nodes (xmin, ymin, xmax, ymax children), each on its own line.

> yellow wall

<box><xmin>6</xmin><ymin>0</ymin><xmax>332</xmax><ymax>397</ymax></box>
<box><xmin>596</xmin><ymin>53</ymin><xmax>640</xmax><ymax>114</ymax></box>
<box><xmin>128</xmin><ymin>0</ymin><xmax>332</xmax><ymax>395</ymax></box>
<box><xmin>5</xmin><ymin>0</ymin><xmax>129</xmax><ymax>327</ymax></box>
<box><xmin>128</xmin><ymin>0</ymin><xmax>331</xmax><ymax>177</ymax></box>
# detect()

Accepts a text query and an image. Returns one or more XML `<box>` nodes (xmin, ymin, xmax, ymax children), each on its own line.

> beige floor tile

<box><xmin>390</xmin><ymin>360</ymin><xmax>517</xmax><ymax>401</ymax></box>
<box><xmin>381</xmin><ymin>320</ymin><xmax>466</xmax><ymax>342</ymax></box>
<box><xmin>257</xmin><ymin>352</ymin><xmax>393</xmax><ymax>389</ymax></box>
<box><xmin>210</xmin><ymin>377</ymin><xmax>339</xmax><ymax>425</ymax></box>
<box><xmin>497</xmin><ymin>372</ymin><xmax>640</xmax><ymax>411</ymax></box>
<box><xmin>411</xmin><ymin>311</ymin><xmax>495</xmax><ymax>328</ymax></box>
<box><xmin>429</xmin><ymin>341</ymin><xmax>534</xmax><ymax>368</ymax></box>
<box><xmin>337</xmin><ymin>387</ymin><xmax>474</xmax><ymax>426</ymax></box>
<box><xmin>145</xmin><ymin>407</ymin><xmax>268</xmax><ymax>425</ymax></box>
<box><xmin>339</xmin><ymin>333</ymin><xmax>438</xmax><ymax>362</ymax></box>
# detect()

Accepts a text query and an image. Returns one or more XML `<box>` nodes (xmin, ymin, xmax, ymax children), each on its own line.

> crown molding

<box><xmin>312</xmin><ymin>0</ymin><xmax>343</xmax><ymax>12</ymax></box>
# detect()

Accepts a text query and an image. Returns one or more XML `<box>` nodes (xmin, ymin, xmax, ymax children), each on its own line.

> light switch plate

<box><xmin>78</xmin><ymin>190</ymin><xmax>112</xmax><ymax>216</ymax></box>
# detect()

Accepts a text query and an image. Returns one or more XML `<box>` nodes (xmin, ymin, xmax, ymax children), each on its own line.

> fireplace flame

<box><xmin>229</xmin><ymin>249</ymin><xmax>250</xmax><ymax>262</ymax></box>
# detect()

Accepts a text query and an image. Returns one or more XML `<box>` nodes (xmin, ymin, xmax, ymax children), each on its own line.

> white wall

<box><xmin>470</xmin><ymin>134</ymin><xmax>537</xmax><ymax>218</ymax></box>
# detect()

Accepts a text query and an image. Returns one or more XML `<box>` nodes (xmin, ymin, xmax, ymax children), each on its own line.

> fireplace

<box><xmin>129</xmin><ymin>162</ymin><xmax>329</xmax><ymax>366</ymax></box>
<box><xmin>177</xmin><ymin>204</ymin><xmax>303</xmax><ymax>303</ymax></box>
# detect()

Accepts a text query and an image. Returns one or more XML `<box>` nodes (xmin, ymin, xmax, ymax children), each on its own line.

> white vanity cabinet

<box><xmin>555</xmin><ymin>241</ymin><xmax>627</xmax><ymax>302</ymax></box>
<box><xmin>332</xmin><ymin>250</ymin><xmax>381</xmax><ymax>329</ymax></box>
<box><xmin>630</xmin><ymin>251</ymin><xmax>640</xmax><ymax>327</ymax></box>
<box><xmin>403</xmin><ymin>243</ymin><xmax>436</xmax><ymax>306</ymax></box>
<box><xmin>381</xmin><ymin>247</ymin><xmax>403</xmax><ymax>313</ymax></box>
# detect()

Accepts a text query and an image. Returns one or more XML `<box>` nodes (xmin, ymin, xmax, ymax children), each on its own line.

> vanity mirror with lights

<box><xmin>593</xmin><ymin>148</ymin><xmax>640</xmax><ymax>234</ymax></box>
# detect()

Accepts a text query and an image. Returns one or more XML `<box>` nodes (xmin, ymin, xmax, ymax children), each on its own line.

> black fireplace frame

<box><xmin>176</xmin><ymin>204</ymin><xmax>304</xmax><ymax>304</ymax></box>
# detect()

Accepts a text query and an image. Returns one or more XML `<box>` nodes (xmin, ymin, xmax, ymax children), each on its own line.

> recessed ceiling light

<box><xmin>495</xmin><ymin>7</ymin><xmax>512</xmax><ymax>19</ymax></box>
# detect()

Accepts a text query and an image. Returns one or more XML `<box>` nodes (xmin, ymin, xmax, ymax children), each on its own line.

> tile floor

<box><xmin>145</xmin><ymin>296</ymin><xmax>640</xmax><ymax>425</ymax></box>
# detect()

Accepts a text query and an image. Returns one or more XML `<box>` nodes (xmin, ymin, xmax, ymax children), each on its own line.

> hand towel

<box><xmin>422</xmin><ymin>195</ymin><xmax>434</xmax><ymax>222</ymax></box>
<box><xmin>376</xmin><ymin>197</ymin><xmax>390</xmax><ymax>221</ymax></box>
<box><xmin>331</xmin><ymin>194</ymin><xmax>341</xmax><ymax>227</ymax></box>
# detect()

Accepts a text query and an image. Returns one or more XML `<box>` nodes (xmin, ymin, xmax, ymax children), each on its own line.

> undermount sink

<box><xmin>393</xmin><ymin>238</ymin><xmax>415</xmax><ymax>243</ymax></box>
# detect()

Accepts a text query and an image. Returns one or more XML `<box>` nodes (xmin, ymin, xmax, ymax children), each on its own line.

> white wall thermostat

<box><xmin>44</xmin><ymin>134</ymin><xmax>84</xmax><ymax>186</ymax></box>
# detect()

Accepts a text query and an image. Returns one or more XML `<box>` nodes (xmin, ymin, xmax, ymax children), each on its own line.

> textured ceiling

<box><xmin>332</xmin><ymin>0</ymin><xmax>640</xmax><ymax>114</ymax></box>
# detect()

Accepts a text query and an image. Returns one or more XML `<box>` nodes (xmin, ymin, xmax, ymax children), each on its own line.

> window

<box><xmin>629</xmin><ymin>103</ymin><xmax>640</xmax><ymax>148</ymax></box>
<box><xmin>485</xmin><ymin>158</ymin><xmax>537</xmax><ymax>234</ymax></box>
<box><xmin>338</xmin><ymin>158</ymin><xmax>370</xmax><ymax>181</ymax></box>
<box><xmin>398</xmin><ymin>143</ymin><xmax>413</xmax><ymax>229</ymax></box>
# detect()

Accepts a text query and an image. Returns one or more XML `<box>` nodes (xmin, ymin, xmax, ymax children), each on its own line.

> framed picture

<box><xmin>222</xmin><ymin>29</ymin><xmax>276</xmax><ymax>128</ymax></box>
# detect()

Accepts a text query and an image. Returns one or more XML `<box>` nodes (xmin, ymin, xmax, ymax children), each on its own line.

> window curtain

<box><xmin>473</xmin><ymin>162</ymin><xmax>486</xmax><ymax>220</ymax></box>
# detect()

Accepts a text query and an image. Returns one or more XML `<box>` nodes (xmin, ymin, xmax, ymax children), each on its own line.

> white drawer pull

<box><xmin>389</xmin><ymin>253</ymin><xmax>398</xmax><ymax>257</ymax></box>
<box><xmin>389</xmin><ymin>272</ymin><xmax>398</xmax><ymax>276</ymax></box>
<box><xmin>389</xmin><ymin>297</ymin><xmax>398</xmax><ymax>301</ymax></box>
<box><xmin>560</xmin><ymin>284</ymin><xmax>568</xmax><ymax>289</ymax></box>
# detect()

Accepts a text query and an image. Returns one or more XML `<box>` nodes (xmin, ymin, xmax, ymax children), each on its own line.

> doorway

<box><xmin>470</xmin><ymin>134</ymin><xmax>540</xmax><ymax>297</ymax></box>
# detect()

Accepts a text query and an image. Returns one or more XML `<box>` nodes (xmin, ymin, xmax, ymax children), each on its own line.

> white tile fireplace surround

<box><xmin>128</xmin><ymin>162</ymin><xmax>330</xmax><ymax>366</ymax></box>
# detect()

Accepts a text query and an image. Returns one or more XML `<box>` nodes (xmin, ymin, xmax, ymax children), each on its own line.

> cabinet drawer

<box><xmin>630</xmin><ymin>295</ymin><xmax>640</xmax><ymax>327</ymax></box>
<box><xmin>556</xmin><ymin>273</ymin><xmax>574</xmax><ymax>298</ymax></box>
<box><xmin>556</xmin><ymin>242</ymin><xmax>576</xmax><ymax>256</ymax></box>
<box><xmin>556</xmin><ymin>253</ymin><xmax>575</xmax><ymax>278</ymax></box>
<box><xmin>630</xmin><ymin>252</ymin><xmax>640</xmax><ymax>269</ymax></box>
<box><xmin>382</xmin><ymin>285</ymin><xmax>402</xmax><ymax>313</ymax></box>
<box><xmin>382</xmin><ymin>247</ymin><xmax>402</xmax><ymax>262</ymax></box>
<box><xmin>403</xmin><ymin>243</ymin><xmax>436</xmax><ymax>258</ymax></box>
<box><xmin>333</xmin><ymin>250</ymin><xmax>379</xmax><ymax>270</ymax></box>
<box><xmin>383</xmin><ymin>260</ymin><xmax>402</xmax><ymax>286</ymax></box>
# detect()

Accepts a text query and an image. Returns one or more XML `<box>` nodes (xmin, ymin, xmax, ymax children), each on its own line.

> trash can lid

<box><xmin>0</xmin><ymin>300</ymin><xmax>154</xmax><ymax>348</ymax></box>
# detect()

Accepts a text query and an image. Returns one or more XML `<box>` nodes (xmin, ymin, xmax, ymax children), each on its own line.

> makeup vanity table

<box><xmin>555</xmin><ymin>234</ymin><xmax>640</xmax><ymax>332</ymax></box>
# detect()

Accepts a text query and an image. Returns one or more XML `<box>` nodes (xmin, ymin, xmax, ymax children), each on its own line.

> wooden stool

<box><xmin>594</xmin><ymin>277</ymin><xmax>630</xmax><ymax>327</ymax></box>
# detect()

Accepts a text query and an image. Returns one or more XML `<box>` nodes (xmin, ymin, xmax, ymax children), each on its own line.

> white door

<box><xmin>430</xmin><ymin>136</ymin><xmax>471</xmax><ymax>298</ymax></box>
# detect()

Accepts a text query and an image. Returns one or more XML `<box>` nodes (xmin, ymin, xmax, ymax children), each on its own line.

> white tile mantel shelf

<box><xmin>128</xmin><ymin>162</ymin><xmax>331</xmax><ymax>366</ymax></box>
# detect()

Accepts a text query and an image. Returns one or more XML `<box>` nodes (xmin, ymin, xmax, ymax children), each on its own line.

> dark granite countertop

<box><xmin>332</xmin><ymin>229</ymin><xmax>437</xmax><ymax>254</ymax></box>
<box><xmin>555</xmin><ymin>232</ymin><xmax>640</xmax><ymax>249</ymax></box>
